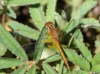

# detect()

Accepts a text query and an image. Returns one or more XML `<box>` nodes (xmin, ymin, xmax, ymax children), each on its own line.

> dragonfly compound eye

<box><xmin>46</xmin><ymin>21</ymin><xmax>53</xmax><ymax>27</ymax></box>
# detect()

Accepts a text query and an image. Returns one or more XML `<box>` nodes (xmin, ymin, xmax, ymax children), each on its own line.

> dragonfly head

<box><xmin>45</xmin><ymin>21</ymin><xmax>53</xmax><ymax>28</ymax></box>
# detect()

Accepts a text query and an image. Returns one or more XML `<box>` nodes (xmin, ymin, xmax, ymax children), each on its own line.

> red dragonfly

<box><xmin>45</xmin><ymin>22</ymin><xmax>70</xmax><ymax>69</ymax></box>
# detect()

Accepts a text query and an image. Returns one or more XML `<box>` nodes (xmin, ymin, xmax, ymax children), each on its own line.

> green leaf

<box><xmin>92</xmin><ymin>64</ymin><xmax>100</xmax><ymax>73</ymax></box>
<box><xmin>58</xmin><ymin>60</ymin><xmax>64</xmax><ymax>74</ymax></box>
<box><xmin>92</xmin><ymin>53</ymin><xmax>100</xmax><ymax>66</ymax></box>
<box><xmin>64</xmin><ymin>49</ymin><xmax>90</xmax><ymax>71</ymax></box>
<box><xmin>54</xmin><ymin>12</ymin><xmax>67</xmax><ymax>30</ymax></box>
<box><xmin>76</xmin><ymin>70</ymin><xmax>88</xmax><ymax>74</ymax></box>
<box><xmin>64</xmin><ymin>19</ymin><xmax>80</xmax><ymax>34</ymax></box>
<box><xmin>81</xmin><ymin>18</ymin><xmax>99</xmax><ymax>25</ymax></box>
<box><xmin>41</xmin><ymin>0</ymin><xmax>49</xmax><ymax>6</ymax></box>
<box><xmin>75</xmin><ymin>39</ymin><xmax>92</xmax><ymax>62</ymax></box>
<box><xmin>0</xmin><ymin>23</ymin><xmax>28</xmax><ymax>60</ymax></box>
<box><xmin>34</xmin><ymin>25</ymin><xmax>47</xmax><ymax>63</ymax></box>
<box><xmin>0</xmin><ymin>43</ymin><xmax>7</xmax><ymax>56</ymax></box>
<box><xmin>29</xmin><ymin>6</ymin><xmax>45</xmax><ymax>31</ymax></box>
<box><xmin>7</xmin><ymin>8</ymin><xmax>16</xmax><ymax>19</ymax></box>
<box><xmin>81</xmin><ymin>18</ymin><xmax>100</xmax><ymax>29</ymax></box>
<box><xmin>8</xmin><ymin>0</ymin><xmax>42</xmax><ymax>7</ymax></box>
<box><xmin>73</xmin><ymin>29</ymin><xmax>83</xmax><ymax>41</ymax></box>
<box><xmin>62</xmin><ymin>66</ymin><xmax>67</xmax><ymax>74</ymax></box>
<box><xmin>11</xmin><ymin>65</ymin><xmax>27</xmax><ymax>74</ymax></box>
<box><xmin>61</xmin><ymin>10</ymin><xmax>67</xmax><ymax>21</ymax></box>
<box><xmin>68</xmin><ymin>29</ymin><xmax>83</xmax><ymax>47</ymax></box>
<box><xmin>44</xmin><ymin>54</ymin><xmax>62</xmax><ymax>63</ymax></box>
<box><xmin>8</xmin><ymin>21</ymin><xmax>39</xmax><ymax>40</ymax></box>
<box><xmin>42</xmin><ymin>63</ymin><xmax>58</xmax><ymax>74</ymax></box>
<box><xmin>0</xmin><ymin>58</ymin><xmax>26</xmax><ymax>69</ymax></box>
<box><xmin>72</xmin><ymin>1</ymin><xmax>97</xmax><ymax>19</ymax></box>
<box><xmin>46</xmin><ymin>0</ymin><xmax>57</xmax><ymax>23</ymax></box>
<box><xmin>68</xmin><ymin>70</ymin><xmax>88</xmax><ymax>74</ymax></box>
<box><xmin>27</xmin><ymin>65</ymin><xmax>36</xmax><ymax>74</ymax></box>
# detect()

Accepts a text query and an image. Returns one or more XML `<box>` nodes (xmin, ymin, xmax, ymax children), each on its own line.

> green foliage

<box><xmin>91</xmin><ymin>64</ymin><xmax>100</xmax><ymax>73</ymax></box>
<box><xmin>75</xmin><ymin>39</ymin><xmax>92</xmax><ymax>62</ymax></box>
<box><xmin>29</xmin><ymin>6</ymin><xmax>45</xmax><ymax>31</ymax></box>
<box><xmin>27</xmin><ymin>65</ymin><xmax>36</xmax><ymax>74</ymax></box>
<box><xmin>64</xmin><ymin>49</ymin><xmax>90</xmax><ymax>71</ymax></box>
<box><xmin>42</xmin><ymin>63</ymin><xmax>58</xmax><ymax>74</ymax></box>
<box><xmin>11</xmin><ymin>65</ymin><xmax>27</xmax><ymax>74</ymax></box>
<box><xmin>33</xmin><ymin>25</ymin><xmax>47</xmax><ymax>63</ymax></box>
<box><xmin>0</xmin><ymin>43</ymin><xmax>7</xmax><ymax>56</ymax></box>
<box><xmin>81</xmin><ymin>18</ymin><xmax>99</xmax><ymax>25</ymax></box>
<box><xmin>44</xmin><ymin>54</ymin><xmax>62</xmax><ymax>63</ymax></box>
<box><xmin>0</xmin><ymin>0</ymin><xmax>100</xmax><ymax>74</ymax></box>
<box><xmin>0</xmin><ymin>58</ymin><xmax>26</xmax><ymax>69</ymax></box>
<box><xmin>58</xmin><ymin>60</ymin><xmax>65</xmax><ymax>74</ymax></box>
<box><xmin>46</xmin><ymin>0</ymin><xmax>57</xmax><ymax>23</ymax></box>
<box><xmin>72</xmin><ymin>1</ymin><xmax>97</xmax><ymax>19</ymax></box>
<box><xmin>67</xmin><ymin>70</ymin><xmax>88</xmax><ymax>74</ymax></box>
<box><xmin>0</xmin><ymin>23</ymin><xmax>28</xmax><ymax>60</ymax></box>
<box><xmin>8</xmin><ymin>21</ymin><xmax>39</xmax><ymax>40</ymax></box>
<box><xmin>54</xmin><ymin>12</ymin><xmax>68</xmax><ymax>30</ymax></box>
<box><xmin>7</xmin><ymin>8</ymin><xmax>16</xmax><ymax>19</ymax></box>
<box><xmin>68</xmin><ymin>29</ymin><xmax>83</xmax><ymax>47</ymax></box>
<box><xmin>64</xmin><ymin>19</ymin><xmax>80</xmax><ymax>34</ymax></box>
<box><xmin>81</xmin><ymin>18</ymin><xmax>100</xmax><ymax>29</ymax></box>
<box><xmin>92</xmin><ymin>53</ymin><xmax>100</xmax><ymax>66</ymax></box>
<box><xmin>8</xmin><ymin>0</ymin><xmax>41</xmax><ymax>6</ymax></box>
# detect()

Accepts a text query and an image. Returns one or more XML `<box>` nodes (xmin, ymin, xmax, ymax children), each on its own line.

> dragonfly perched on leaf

<box><xmin>45</xmin><ymin>21</ymin><xmax>70</xmax><ymax>69</ymax></box>
<box><xmin>22</xmin><ymin>21</ymin><xmax>70</xmax><ymax>69</ymax></box>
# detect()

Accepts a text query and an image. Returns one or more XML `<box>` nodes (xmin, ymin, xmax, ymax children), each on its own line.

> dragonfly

<box><xmin>45</xmin><ymin>21</ymin><xmax>70</xmax><ymax>69</ymax></box>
